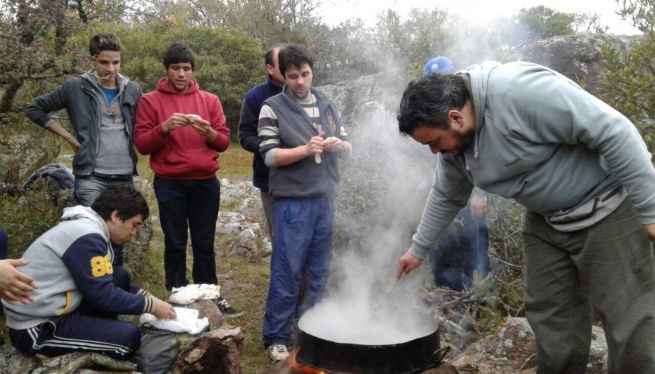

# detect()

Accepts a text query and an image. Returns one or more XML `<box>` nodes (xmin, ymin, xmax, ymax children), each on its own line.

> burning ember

<box><xmin>290</xmin><ymin>348</ymin><xmax>329</xmax><ymax>374</ymax></box>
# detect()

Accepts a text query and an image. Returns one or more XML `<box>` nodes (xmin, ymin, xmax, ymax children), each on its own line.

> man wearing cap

<box><xmin>396</xmin><ymin>61</ymin><xmax>655</xmax><ymax>373</ymax></box>
<box><xmin>239</xmin><ymin>46</ymin><xmax>285</xmax><ymax>240</ymax></box>
<box><xmin>419</xmin><ymin>56</ymin><xmax>490</xmax><ymax>291</ymax></box>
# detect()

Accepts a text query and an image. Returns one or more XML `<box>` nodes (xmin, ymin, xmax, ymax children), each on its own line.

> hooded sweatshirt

<box><xmin>134</xmin><ymin>78</ymin><xmax>231</xmax><ymax>180</ymax></box>
<box><xmin>410</xmin><ymin>61</ymin><xmax>655</xmax><ymax>259</ymax></box>
<box><xmin>2</xmin><ymin>206</ymin><xmax>155</xmax><ymax>330</ymax></box>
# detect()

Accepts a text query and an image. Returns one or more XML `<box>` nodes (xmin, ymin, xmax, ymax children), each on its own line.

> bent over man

<box><xmin>2</xmin><ymin>185</ymin><xmax>176</xmax><ymax>359</ymax></box>
<box><xmin>396</xmin><ymin>61</ymin><xmax>655</xmax><ymax>374</ymax></box>
<box><xmin>258</xmin><ymin>44</ymin><xmax>351</xmax><ymax>362</ymax></box>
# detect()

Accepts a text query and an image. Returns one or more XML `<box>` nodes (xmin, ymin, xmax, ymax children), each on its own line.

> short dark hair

<box><xmin>163</xmin><ymin>42</ymin><xmax>195</xmax><ymax>70</ymax></box>
<box><xmin>91</xmin><ymin>185</ymin><xmax>149</xmax><ymax>222</ymax></box>
<box><xmin>397</xmin><ymin>74</ymin><xmax>471</xmax><ymax>136</ymax></box>
<box><xmin>278</xmin><ymin>44</ymin><xmax>313</xmax><ymax>78</ymax></box>
<box><xmin>89</xmin><ymin>33</ymin><xmax>123</xmax><ymax>56</ymax></box>
<box><xmin>264</xmin><ymin>45</ymin><xmax>285</xmax><ymax>66</ymax></box>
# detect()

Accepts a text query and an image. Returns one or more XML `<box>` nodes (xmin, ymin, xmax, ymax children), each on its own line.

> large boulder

<box><xmin>517</xmin><ymin>32</ymin><xmax>642</xmax><ymax>95</ymax></box>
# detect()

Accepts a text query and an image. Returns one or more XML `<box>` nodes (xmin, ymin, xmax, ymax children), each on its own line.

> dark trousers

<box><xmin>429</xmin><ymin>206</ymin><xmax>490</xmax><ymax>291</ymax></box>
<box><xmin>0</xmin><ymin>228</ymin><xmax>7</xmax><ymax>260</ymax></box>
<box><xmin>523</xmin><ymin>199</ymin><xmax>655</xmax><ymax>374</ymax></box>
<box><xmin>154</xmin><ymin>176</ymin><xmax>220</xmax><ymax>291</ymax></box>
<box><xmin>9</xmin><ymin>266</ymin><xmax>141</xmax><ymax>359</ymax></box>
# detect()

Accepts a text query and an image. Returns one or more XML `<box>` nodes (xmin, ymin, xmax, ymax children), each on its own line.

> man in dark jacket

<box><xmin>25</xmin><ymin>32</ymin><xmax>142</xmax><ymax>266</ymax></box>
<box><xmin>238</xmin><ymin>46</ymin><xmax>285</xmax><ymax>240</ymax></box>
<box><xmin>258</xmin><ymin>45</ymin><xmax>351</xmax><ymax>362</ymax></box>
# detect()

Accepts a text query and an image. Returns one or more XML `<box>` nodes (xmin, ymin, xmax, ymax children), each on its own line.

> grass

<box><xmin>132</xmin><ymin>141</ymin><xmax>272</xmax><ymax>373</ymax></box>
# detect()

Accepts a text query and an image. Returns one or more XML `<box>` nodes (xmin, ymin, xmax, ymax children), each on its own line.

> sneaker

<box><xmin>266</xmin><ymin>344</ymin><xmax>289</xmax><ymax>362</ymax></box>
<box><xmin>216</xmin><ymin>297</ymin><xmax>243</xmax><ymax>318</ymax></box>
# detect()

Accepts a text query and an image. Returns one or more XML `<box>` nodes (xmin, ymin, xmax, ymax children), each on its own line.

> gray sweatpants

<box><xmin>522</xmin><ymin>199</ymin><xmax>655</xmax><ymax>374</ymax></box>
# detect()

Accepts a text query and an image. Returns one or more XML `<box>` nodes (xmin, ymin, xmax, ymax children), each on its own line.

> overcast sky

<box><xmin>318</xmin><ymin>0</ymin><xmax>640</xmax><ymax>35</ymax></box>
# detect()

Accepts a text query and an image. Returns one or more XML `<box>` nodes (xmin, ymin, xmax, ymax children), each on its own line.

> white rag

<box><xmin>139</xmin><ymin>307</ymin><xmax>209</xmax><ymax>334</ymax></box>
<box><xmin>168</xmin><ymin>284</ymin><xmax>221</xmax><ymax>305</ymax></box>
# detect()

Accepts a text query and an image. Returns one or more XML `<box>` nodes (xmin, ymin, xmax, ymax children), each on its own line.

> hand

<box><xmin>396</xmin><ymin>251</ymin><xmax>423</xmax><ymax>280</ymax></box>
<box><xmin>323</xmin><ymin>136</ymin><xmax>343</xmax><ymax>152</ymax></box>
<box><xmin>67</xmin><ymin>137</ymin><xmax>81</xmax><ymax>152</ymax></box>
<box><xmin>0</xmin><ymin>259</ymin><xmax>39</xmax><ymax>305</ymax></box>
<box><xmin>152</xmin><ymin>297</ymin><xmax>177</xmax><ymax>320</ymax></box>
<box><xmin>305</xmin><ymin>131</ymin><xmax>325</xmax><ymax>158</ymax></box>
<box><xmin>187</xmin><ymin>116</ymin><xmax>217</xmax><ymax>142</ymax></box>
<box><xmin>644</xmin><ymin>223</ymin><xmax>655</xmax><ymax>243</ymax></box>
<box><xmin>469</xmin><ymin>193</ymin><xmax>488</xmax><ymax>218</ymax></box>
<box><xmin>162</xmin><ymin>113</ymin><xmax>191</xmax><ymax>134</ymax></box>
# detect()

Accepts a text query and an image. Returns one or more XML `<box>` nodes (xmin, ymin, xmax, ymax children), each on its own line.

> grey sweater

<box><xmin>410</xmin><ymin>61</ymin><xmax>655</xmax><ymax>259</ymax></box>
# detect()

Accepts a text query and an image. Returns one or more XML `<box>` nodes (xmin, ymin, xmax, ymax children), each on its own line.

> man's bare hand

<box><xmin>187</xmin><ymin>116</ymin><xmax>217</xmax><ymax>143</ymax></box>
<box><xmin>152</xmin><ymin>297</ymin><xmax>177</xmax><ymax>320</ymax></box>
<box><xmin>0</xmin><ymin>259</ymin><xmax>38</xmax><ymax>305</ymax></box>
<box><xmin>162</xmin><ymin>113</ymin><xmax>190</xmax><ymax>134</ymax></box>
<box><xmin>66</xmin><ymin>137</ymin><xmax>81</xmax><ymax>152</ymax></box>
<box><xmin>396</xmin><ymin>251</ymin><xmax>423</xmax><ymax>280</ymax></box>
<box><xmin>470</xmin><ymin>193</ymin><xmax>488</xmax><ymax>218</ymax></box>
<box><xmin>305</xmin><ymin>132</ymin><xmax>325</xmax><ymax>157</ymax></box>
<box><xmin>644</xmin><ymin>223</ymin><xmax>655</xmax><ymax>243</ymax></box>
<box><xmin>323</xmin><ymin>136</ymin><xmax>343</xmax><ymax>152</ymax></box>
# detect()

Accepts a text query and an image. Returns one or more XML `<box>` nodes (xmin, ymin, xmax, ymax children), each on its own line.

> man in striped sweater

<box><xmin>258</xmin><ymin>44</ymin><xmax>351</xmax><ymax>362</ymax></box>
<box><xmin>1</xmin><ymin>185</ymin><xmax>176</xmax><ymax>359</ymax></box>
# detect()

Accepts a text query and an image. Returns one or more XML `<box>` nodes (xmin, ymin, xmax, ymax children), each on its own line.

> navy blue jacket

<box><xmin>238</xmin><ymin>76</ymin><xmax>283</xmax><ymax>191</ymax></box>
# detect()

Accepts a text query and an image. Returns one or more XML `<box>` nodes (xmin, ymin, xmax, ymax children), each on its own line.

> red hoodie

<box><xmin>134</xmin><ymin>78</ymin><xmax>230</xmax><ymax>179</ymax></box>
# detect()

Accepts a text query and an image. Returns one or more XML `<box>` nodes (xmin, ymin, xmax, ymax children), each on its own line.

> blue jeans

<box><xmin>74</xmin><ymin>174</ymin><xmax>133</xmax><ymax>267</ymax></box>
<box><xmin>154</xmin><ymin>177</ymin><xmax>220</xmax><ymax>291</ymax></box>
<box><xmin>429</xmin><ymin>206</ymin><xmax>490</xmax><ymax>291</ymax></box>
<box><xmin>263</xmin><ymin>197</ymin><xmax>335</xmax><ymax>347</ymax></box>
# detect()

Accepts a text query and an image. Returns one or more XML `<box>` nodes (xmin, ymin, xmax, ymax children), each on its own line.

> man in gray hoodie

<box><xmin>396</xmin><ymin>61</ymin><xmax>655</xmax><ymax>374</ymax></box>
<box><xmin>25</xmin><ymin>32</ymin><xmax>142</xmax><ymax>266</ymax></box>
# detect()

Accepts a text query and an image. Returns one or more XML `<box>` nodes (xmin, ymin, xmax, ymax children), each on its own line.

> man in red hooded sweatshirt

<box><xmin>134</xmin><ymin>42</ymin><xmax>242</xmax><ymax>318</ymax></box>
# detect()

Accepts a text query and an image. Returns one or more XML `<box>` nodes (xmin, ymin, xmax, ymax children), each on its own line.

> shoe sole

<box><xmin>224</xmin><ymin>311</ymin><xmax>244</xmax><ymax>318</ymax></box>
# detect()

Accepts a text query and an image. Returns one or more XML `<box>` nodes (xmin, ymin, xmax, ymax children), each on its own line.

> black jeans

<box><xmin>154</xmin><ymin>176</ymin><xmax>220</xmax><ymax>290</ymax></box>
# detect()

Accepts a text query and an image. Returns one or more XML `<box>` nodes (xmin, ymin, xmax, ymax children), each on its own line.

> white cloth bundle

<box><xmin>168</xmin><ymin>284</ymin><xmax>221</xmax><ymax>305</ymax></box>
<box><xmin>140</xmin><ymin>307</ymin><xmax>209</xmax><ymax>334</ymax></box>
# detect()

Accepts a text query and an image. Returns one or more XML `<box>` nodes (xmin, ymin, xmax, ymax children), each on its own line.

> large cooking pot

<box><xmin>295</xmin><ymin>319</ymin><xmax>447</xmax><ymax>374</ymax></box>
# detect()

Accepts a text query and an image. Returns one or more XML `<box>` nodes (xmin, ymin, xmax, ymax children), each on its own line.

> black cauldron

<box><xmin>295</xmin><ymin>320</ymin><xmax>447</xmax><ymax>374</ymax></box>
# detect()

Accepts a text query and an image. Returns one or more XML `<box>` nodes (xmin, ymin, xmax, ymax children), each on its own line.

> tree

<box><xmin>600</xmin><ymin>0</ymin><xmax>655</xmax><ymax>151</ymax></box>
<box><xmin>494</xmin><ymin>6</ymin><xmax>576</xmax><ymax>50</ymax></box>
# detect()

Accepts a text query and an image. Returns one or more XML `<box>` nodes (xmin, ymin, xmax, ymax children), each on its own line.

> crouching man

<box><xmin>1</xmin><ymin>185</ymin><xmax>176</xmax><ymax>359</ymax></box>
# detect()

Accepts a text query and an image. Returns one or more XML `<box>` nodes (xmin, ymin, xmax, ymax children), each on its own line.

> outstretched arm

<box><xmin>0</xmin><ymin>259</ymin><xmax>38</xmax><ymax>305</ymax></box>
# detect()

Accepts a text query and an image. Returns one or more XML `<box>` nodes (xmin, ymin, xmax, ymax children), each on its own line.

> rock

<box><xmin>0</xmin><ymin>345</ymin><xmax>39</xmax><ymax>374</ymax></box>
<box><xmin>181</xmin><ymin>299</ymin><xmax>228</xmax><ymax>331</ymax></box>
<box><xmin>171</xmin><ymin>327</ymin><xmax>245</xmax><ymax>374</ymax></box>
<box><xmin>229</xmin><ymin>228</ymin><xmax>271</xmax><ymax>259</ymax></box>
<box><xmin>123</xmin><ymin>177</ymin><xmax>155</xmax><ymax>269</ymax></box>
<box><xmin>451</xmin><ymin>355</ymin><xmax>477</xmax><ymax>372</ymax></box>
<box><xmin>517</xmin><ymin>33</ymin><xmax>642</xmax><ymax>96</ymax></box>
<box><xmin>463</xmin><ymin>317</ymin><xmax>608</xmax><ymax>373</ymax></box>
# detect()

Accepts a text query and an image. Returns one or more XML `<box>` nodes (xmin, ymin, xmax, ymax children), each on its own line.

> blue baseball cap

<box><xmin>422</xmin><ymin>56</ymin><xmax>455</xmax><ymax>76</ymax></box>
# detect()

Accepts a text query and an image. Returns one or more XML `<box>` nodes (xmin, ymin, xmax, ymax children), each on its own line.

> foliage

<box><xmin>600</xmin><ymin>0</ymin><xmax>655</xmax><ymax>151</ymax></box>
<box><xmin>493</xmin><ymin>6</ymin><xmax>595</xmax><ymax>50</ymax></box>
<box><xmin>111</xmin><ymin>23</ymin><xmax>264</xmax><ymax>136</ymax></box>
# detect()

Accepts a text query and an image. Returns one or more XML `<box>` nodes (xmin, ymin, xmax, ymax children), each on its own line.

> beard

<box><xmin>449</xmin><ymin>126</ymin><xmax>475</xmax><ymax>155</ymax></box>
